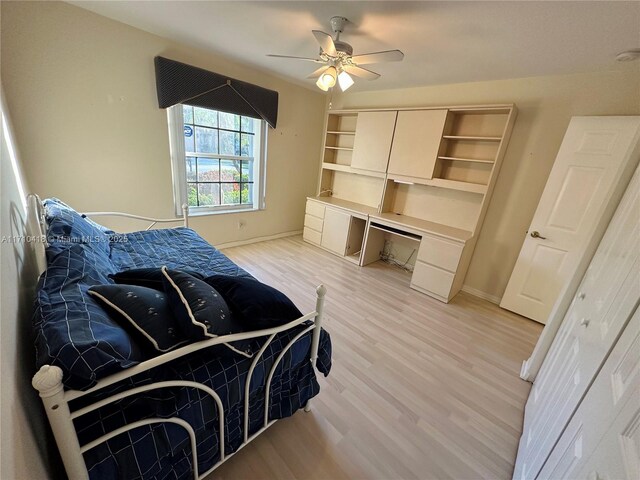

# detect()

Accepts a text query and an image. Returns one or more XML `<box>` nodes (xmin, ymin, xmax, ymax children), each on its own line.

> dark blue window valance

<box><xmin>154</xmin><ymin>56</ymin><xmax>278</xmax><ymax>128</ymax></box>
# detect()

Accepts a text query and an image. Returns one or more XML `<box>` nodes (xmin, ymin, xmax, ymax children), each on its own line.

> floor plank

<box><xmin>209</xmin><ymin>235</ymin><xmax>542</xmax><ymax>480</ymax></box>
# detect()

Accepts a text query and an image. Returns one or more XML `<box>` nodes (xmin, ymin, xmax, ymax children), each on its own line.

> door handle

<box><xmin>530</xmin><ymin>231</ymin><xmax>547</xmax><ymax>240</ymax></box>
<box><xmin>580</xmin><ymin>318</ymin><xmax>591</xmax><ymax>327</ymax></box>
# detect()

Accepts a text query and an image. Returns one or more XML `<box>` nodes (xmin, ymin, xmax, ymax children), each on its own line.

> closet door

<box><xmin>513</xmin><ymin>166</ymin><xmax>640</xmax><ymax>480</ymax></box>
<box><xmin>538</xmin><ymin>308</ymin><xmax>639</xmax><ymax>480</ymax></box>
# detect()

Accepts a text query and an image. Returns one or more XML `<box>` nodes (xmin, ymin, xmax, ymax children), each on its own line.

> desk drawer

<box><xmin>303</xmin><ymin>227</ymin><xmax>322</xmax><ymax>245</ymax></box>
<box><xmin>306</xmin><ymin>200</ymin><xmax>325</xmax><ymax>219</ymax></box>
<box><xmin>411</xmin><ymin>261</ymin><xmax>455</xmax><ymax>299</ymax></box>
<box><xmin>417</xmin><ymin>235</ymin><xmax>464</xmax><ymax>273</ymax></box>
<box><xmin>304</xmin><ymin>214</ymin><xmax>323</xmax><ymax>232</ymax></box>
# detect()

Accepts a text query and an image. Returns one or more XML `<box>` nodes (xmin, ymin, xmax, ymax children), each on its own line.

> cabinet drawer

<box><xmin>411</xmin><ymin>261</ymin><xmax>455</xmax><ymax>299</ymax></box>
<box><xmin>417</xmin><ymin>235</ymin><xmax>464</xmax><ymax>272</ymax></box>
<box><xmin>306</xmin><ymin>200</ymin><xmax>325</xmax><ymax>219</ymax></box>
<box><xmin>304</xmin><ymin>214</ymin><xmax>323</xmax><ymax>232</ymax></box>
<box><xmin>303</xmin><ymin>227</ymin><xmax>322</xmax><ymax>245</ymax></box>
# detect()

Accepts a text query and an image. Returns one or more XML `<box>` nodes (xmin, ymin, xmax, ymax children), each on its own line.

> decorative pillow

<box><xmin>161</xmin><ymin>267</ymin><xmax>252</xmax><ymax>357</ymax></box>
<box><xmin>110</xmin><ymin>268</ymin><xmax>205</xmax><ymax>290</ymax></box>
<box><xmin>203</xmin><ymin>274</ymin><xmax>303</xmax><ymax>330</ymax></box>
<box><xmin>88</xmin><ymin>284</ymin><xmax>188</xmax><ymax>353</ymax></box>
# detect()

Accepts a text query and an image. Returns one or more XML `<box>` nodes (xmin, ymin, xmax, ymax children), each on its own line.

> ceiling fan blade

<box><xmin>343</xmin><ymin>65</ymin><xmax>380</xmax><ymax>80</ymax></box>
<box><xmin>312</xmin><ymin>30</ymin><xmax>337</xmax><ymax>56</ymax></box>
<box><xmin>307</xmin><ymin>66</ymin><xmax>329</xmax><ymax>79</ymax></box>
<box><xmin>267</xmin><ymin>54</ymin><xmax>322</xmax><ymax>63</ymax></box>
<box><xmin>351</xmin><ymin>49</ymin><xmax>404</xmax><ymax>65</ymax></box>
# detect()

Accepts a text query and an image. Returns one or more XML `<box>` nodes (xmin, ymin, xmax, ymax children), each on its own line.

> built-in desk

<box><xmin>362</xmin><ymin>214</ymin><xmax>475</xmax><ymax>302</ymax></box>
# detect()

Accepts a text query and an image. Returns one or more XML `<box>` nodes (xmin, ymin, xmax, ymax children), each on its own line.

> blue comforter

<box><xmin>33</xmin><ymin>199</ymin><xmax>332</xmax><ymax>479</ymax></box>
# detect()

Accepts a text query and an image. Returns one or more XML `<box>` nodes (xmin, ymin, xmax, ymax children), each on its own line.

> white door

<box><xmin>537</xmin><ymin>307</ymin><xmax>639</xmax><ymax>480</ymax></box>
<box><xmin>350</xmin><ymin>111</ymin><xmax>397</xmax><ymax>173</ymax></box>
<box><xmin>512</xmin><ymin>165</ymin><xmax>640</xmax><ymax>480</ymax></box>
<box><xmin>320</xmin><ymin>207</ymin><xmax>351</xmax><ymax>256</ymax></box>
<box><xmin>501</xmin><ymin>116</ymin><xmax>640</xmax><ymax>323</ymax></box>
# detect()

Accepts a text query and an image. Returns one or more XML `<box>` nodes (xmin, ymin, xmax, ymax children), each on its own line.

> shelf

<box><xmin>438</xmin><ymin>156</ymin><xmax>495</xmax><ymax>164</ymax></box>
<box><xmin>428</xmin><ymin>178</ymin><xmax>488</xmax><ymax>195</ymax></box>
<box><xmin>326</xmin><ymin>131</ymin><xmax>356</xmax><ymax>135</ymax></box>
<box><xmin>322</xmin><ymin>163</ymin><xmax>386</xmax><ymax>178</ymax></box>
<box><xmin>371</xmin><ymin>213</ymin><xmax>473</xmax><ymax>242</ymax></box>
<box><xmin>308</xmin><ymin>196</ymin><xmax>379</xmax><ymax>217</ymax></box>
<box><xmin>442</xmin><ymin>135</ymin><xmax>502</xmax><ymax>141</ymax></box>
<box><xmin>325</xmin><ymin>146</ymin><xmax>353</xmax><ymax>151</ymax></box>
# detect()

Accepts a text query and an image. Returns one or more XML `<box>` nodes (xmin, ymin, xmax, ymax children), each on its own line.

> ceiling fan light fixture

<box><xmin>338</xmin><ymin>70</ymin><xmax>354</xmax><ymax>91</ymax></box>
<box><xmin>316</xmin><ymin>66</ymin><xmax>337</xmax><ymax>91</ymax></box>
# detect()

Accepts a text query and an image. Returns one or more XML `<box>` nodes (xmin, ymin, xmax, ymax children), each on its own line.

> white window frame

<box><xmin>167</xmin><ymin>105</ymin><xmax>267</xmax><ymax>216</ymax></box>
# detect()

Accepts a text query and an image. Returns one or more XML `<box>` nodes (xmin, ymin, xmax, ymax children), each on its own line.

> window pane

<box><xmin>241</xmin><ymin>116</ymin><xmax>254</xmax><ymax>133</ymax></box>
<box><xmin>241</xmin><ymin>159</ymin><xmax>253</xmax><ymax>182</ymax></box>
<box><xmin>240</xmin><ymin>133</ymin><xmax>253</xmax><ymax>156</ymax></box>
<box><xmin>220</xmin><ymin>159</ymin><xmax>241</xmax><ymax>181</ymax></box>
<box><xmin>198</xmin><ymin>183</ymin><xmax>220</xmax><ymax>207</ymax></box>
<box><xmin>195</xmin><ymin>126</ymin><xmax>218</xmax><ymax>154</ymax></box>
<box><xmin>241</xmin><ymin>183</ymin><xmax>253</xmax><ymax>204</ymax></box>
<box><xmin>183</xmin><ymin>105</ymin><xmax>194</xmax><ymax>124</ymax></box>
<box><xmin>186</xmin><ymin>157</ymin><xmax>197</xmax><ymax>181</ymax></box>
<box><xmin>219</xmin><ymin>130</ymin><xmax>239</xmax><ymax>156</ymax></box>
<box><xmin>193</xmin><ymin>107</ymin><xmax>217</xmax><ymax>127</ymax></box>
<box><xmin>221</xmin><ymin>183</ymin><xmax>241</xmax><ymax>205</ymax></box>
<box><xmin>187</xmin><ymin>183</ymin><xmax>198</xmax><ymax>207</ymax></box>
<box><xmin>184</xmin><ymin>125</ymin><xmax>195</xmax><ymax>151</ymax></box>
<box><xmin>219</xmin><ymin>112</ymin><xmax>240</xmax><ymax>131</ymax></box>
<box><xmin>197</xmin><ymin>158</ymin><xmax>218</xmax><ymax>182</ymax></box>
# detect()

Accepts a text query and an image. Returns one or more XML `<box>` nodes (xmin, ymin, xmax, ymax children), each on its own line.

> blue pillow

<box><xmin>89</xmin><ymin>284</ymin><xmax>189</xmax><ymax>353</ymax></box>
<box><xmin>110</xmin><ymin>268</ymin><xmax>205</xmax><ymax>290</ymax></box>
<box><xmin>44</xmin><ymin>198</ymin><xmax>112</xmax><ymax>255</ymax></box>
<box><xmin>203</xmin><ymin>275</ymin><xmax>303</xmax><ymax>330</ymax></box>
<box><xmin>161</xmin><ymin>268</ymin><xmax>252</xmax><ymax>357</ymax></box>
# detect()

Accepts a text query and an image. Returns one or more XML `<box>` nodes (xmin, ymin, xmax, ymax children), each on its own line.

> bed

<box><xmin>27</xmin><ymin>196</ymin><xmax>332</xmax><ymax>480</ymax></box>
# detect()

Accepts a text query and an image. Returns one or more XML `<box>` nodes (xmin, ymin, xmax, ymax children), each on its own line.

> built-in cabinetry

<box><xmin>307</xmin><ymin>104</ymin><xmax>516</xmax><ymax>303</ymax></box>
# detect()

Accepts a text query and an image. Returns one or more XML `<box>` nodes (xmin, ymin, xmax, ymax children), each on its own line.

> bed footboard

<box><xmin>33</xmin><ymin>285</ymin><xmax>327</xmax><ymax>480</ymax></box>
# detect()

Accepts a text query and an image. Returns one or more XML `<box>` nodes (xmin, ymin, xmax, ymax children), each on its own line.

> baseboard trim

<box><xmin>215</xmin><ymin>230</ymin><xmax>302</xmax><ymax>250</ymax></box>
<box><xmin>461</xmin><ymin>285</ymin><xmax>501</xmax><ymax>305</ymax></box>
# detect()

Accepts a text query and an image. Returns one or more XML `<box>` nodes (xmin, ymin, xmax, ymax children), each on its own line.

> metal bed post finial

<box><xmin>182</xmin><ymin>203</ymin><xmax>189</xmax><ymax>228</ymax></box>
<box><xmin>32</xmin><ymin>365</ymin><xmax>88</xmax><ymax>480</ymax></box>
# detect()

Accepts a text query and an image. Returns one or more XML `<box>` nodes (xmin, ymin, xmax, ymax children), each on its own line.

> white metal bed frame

<box><xmin>27</xmin><ymin>195</ymin><xmax>327</xmax><ymax>480</ymax></box>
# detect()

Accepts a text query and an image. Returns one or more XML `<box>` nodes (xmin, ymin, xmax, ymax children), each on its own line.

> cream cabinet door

<box><xmin>350</xmin><ymin>111</ymin><xmax>397</xmax><ymax>173</ymax></box>
<box><xmin>320</xmin><ymin>207</ymin><xmax>351</xmax><ymax>256</ymax></box>
<box><xmin>387</xmin><ymin>109</ymin><xmax>448</xmax><ymax>179</ymax></box>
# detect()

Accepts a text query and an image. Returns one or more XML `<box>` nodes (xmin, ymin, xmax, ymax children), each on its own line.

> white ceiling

<box><xmin>71</xmin><ymin>1</ymin><xmax>640</xmax><ymax>92</ymax></box>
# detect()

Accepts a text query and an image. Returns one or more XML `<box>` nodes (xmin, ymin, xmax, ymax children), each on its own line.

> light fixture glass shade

<box><xmin>316</xmin><ymin>66</ymin><xmax>337</xmax><ymax>91</ymax></box>
<box><xmin>338</xmin><ymin>70</ymin><xmax>354</xmax><ymax>91</ymax></box>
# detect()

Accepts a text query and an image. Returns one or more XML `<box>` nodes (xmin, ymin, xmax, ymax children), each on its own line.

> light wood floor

<box><xmin>210</xmin><ymin>235</ymin><xmax>543</xmax><ymax>480</ymax></box>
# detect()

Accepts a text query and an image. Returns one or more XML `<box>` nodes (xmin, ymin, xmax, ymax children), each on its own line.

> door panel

<box><xmin>320</xmin><ymin>207</ymin><xmax>351</xmax><ymax>256</ymax></box>
<box><xmin>351</xmin><ymin>111</ymin><xmax>397</xmax><ymax>173</ymax></box>
<box><xmin>501</xmin><ymin>116</ymin><xmax>640</xmax><ymax>323</ymax></box>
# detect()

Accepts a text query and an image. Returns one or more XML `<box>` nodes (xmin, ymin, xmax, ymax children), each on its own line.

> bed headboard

<box><xmin>25</xmin><ymin>194</ymin><xmax>48</xmax><ymax>276</ymax></box>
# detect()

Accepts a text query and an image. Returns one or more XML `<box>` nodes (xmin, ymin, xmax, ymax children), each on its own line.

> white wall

<box><xmin>1</xmin><ymin>89</ymin><xmax>58</xmax><ymax>479</ymax></box>
<box><xmin>332</xmin><ymin>69</ymin><xmax>640</xmax><ymax>301</ymax></box>
<box><xmin>1</xmin><ymin>1</ymin><xmax>326</xmax><ymax>246</ymax></box>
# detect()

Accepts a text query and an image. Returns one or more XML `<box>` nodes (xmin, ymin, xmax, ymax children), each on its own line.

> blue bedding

<box><xmin>33</xmin><ymin>199</ymin><xmax>332</xmax><ymax>479</ymax></box>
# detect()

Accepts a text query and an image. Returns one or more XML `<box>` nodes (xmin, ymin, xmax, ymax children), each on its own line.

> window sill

<box><xmin>184</xmin><ymin>206</ymin><xmax>261</xmax><ymax>217</ymax></box>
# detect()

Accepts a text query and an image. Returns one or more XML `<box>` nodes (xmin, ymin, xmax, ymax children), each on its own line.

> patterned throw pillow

<box><xmin>204</xmin><ymin>274</ymin><xmax>303</xmax><ymax>330</ymax></box>
<box><xmin>88</xmin><ymin>284</ymin><xmax>188</xmax><ymax>353</ymax></box>
<box><xmin>161</xmin><ymin>267</ymin><xmax>252</xmax><ymax>357</ymax></box>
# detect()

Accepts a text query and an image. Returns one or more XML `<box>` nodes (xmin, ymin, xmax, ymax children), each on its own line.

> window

<box><xmin>167</xmin><ymin>105</ymin><xmax>266</xmax><ymax>215</ymax></box>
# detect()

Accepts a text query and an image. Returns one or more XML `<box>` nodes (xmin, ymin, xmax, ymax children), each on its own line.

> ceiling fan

<box><xmin>267</xmin><ymin>16</ymin><xmax>404</xmax><ymax>92</ymax></box>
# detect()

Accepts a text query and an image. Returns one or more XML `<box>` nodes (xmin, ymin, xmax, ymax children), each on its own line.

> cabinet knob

<box><xmin>578</xmin><ymin>292</ymin><xmax>586</xmax><ymax>300</ymax></box>
<box><xmin>580</xmin><ymin>318</ymin><xmax>591</xmax><ymax>327</ymax></box>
